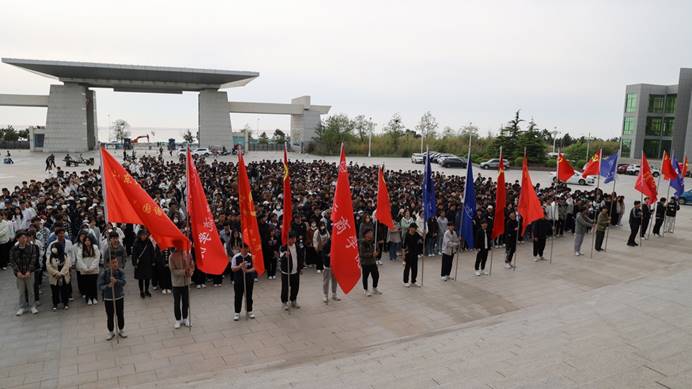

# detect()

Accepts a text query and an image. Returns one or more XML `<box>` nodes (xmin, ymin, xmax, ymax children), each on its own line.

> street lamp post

<box><xmin>368</xmin><ymin>116</ymin><xmax>373</xmax><ymax>157</ymax></box>
<box><xmin>551</xmin><ymin>127</ymin><xmax>560</xmax><ymax>153</ymax></box>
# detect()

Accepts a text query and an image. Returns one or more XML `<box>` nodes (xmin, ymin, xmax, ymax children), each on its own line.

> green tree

<box><xmin>258</xmin><ymin>131</ymin><xmax>269</xmax><ymax>144</ymax></box>
<box><xmin>312</xmin><ymin>114</ymin><xmax>355</xmax><ymax>154</ymax></box>
<box><xmin>415</xmin><ymin>111</ymin><xmax>438</xmax><ymax>151</ymax></box>
<box><xmin>383</xmin><ymin>113</ymin><xmax>406</xmax><ymax>152</ymax></box>
<box><xmin>493</xmin><ymin>110</ymin><xmax>523</xmax><ymax>161</ymax></box>
<box><xmin>0</xmin><ymin>125</ymin><xmax>19</xmax><ymax>141</ymax></box>
<box><xmin>272</xmin><ymin>129</ymin><xmax>286</xmax><ymax>144</ymax></box>
<box><xmin>111</xmin><ymin>119</ymin><xmax>130</xmax><ymax>142</ymax></box>
<box><xmin>518</xmin><ymin>119</ymin><xmax>546</xmax><ymax>163</ymax></box>
<box><xmin>352</xmin><ymin>115</ymin><xmax>376</xmax><ymax>143</ymax></box>
<box><xmin>17</xmin><ymin>128</ymin><xmax>29</xmax><ymax>141</ymax></box>
<box><xmin>182</xmin><ymin>129</ymin><xmax>195</xmax><ymax>144</ymax></box>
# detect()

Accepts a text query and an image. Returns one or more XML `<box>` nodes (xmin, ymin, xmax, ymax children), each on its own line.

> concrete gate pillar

<box><xmin>198</xmin><ymin>89</ymin><xmax>232</xmax><ymax>149</ymax></box>
<box><xmin>290</xmin><ymin>96</ymin><xmax>322</xmax><ymax>152</ymax></box>
<box><xmin>45</xmin><ymin>83</ymin><xmax>97</xmax><ymax>152</ymax></box>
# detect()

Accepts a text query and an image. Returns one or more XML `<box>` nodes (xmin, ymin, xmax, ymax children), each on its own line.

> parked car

<box><xmin>617</xmin><ymin>163</ymin><xmax>631</xmax><ymax>174</ymax></box>
<box><xmin>626</xmin><ymin>164</ymin><xmax>660</xmax><ymax>177</ymax></box>
<box><xmin>550</xmin><ymin>171</ymin><xmax>596</xmax><ymax>186</ymax></box>
<box><xmin>679</xmin><ymin>190</ymin><xmax>692</xmax><ymax>205</ymax></box>
<box><xmin>439</xmin><ymin>156</ymin><xmax>468</xmax><ymax>168</ymax></box>
<box><xmin>432</xmin><ymin>153</ymin><xmax>455</xmax><ymax>164</ymax></box>
<box><xmin>479</xmin><ymin>158</ymin><xmax>510</xmax><ymax>170</ymax></box>
<box><xmin>411</xmin><ymin>153</ymin><xmax>425</xmax><ymax>164</ymax></box>
<box><xmin>178</xmin><ymin>147</ymin><xmax>211</xmax><ymax>157</ymax></box>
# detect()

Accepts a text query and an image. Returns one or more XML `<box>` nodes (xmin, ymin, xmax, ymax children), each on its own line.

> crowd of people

<box><xmin>0</xmin><ymin>152</ymin><xmax>682</xmax><ymax>340</ymax></box>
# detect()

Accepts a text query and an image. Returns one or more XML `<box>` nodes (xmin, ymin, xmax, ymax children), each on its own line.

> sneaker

<box><xmin>504</xmin><ymin>263</ymin><xmax>512</xmax><ymax>269</ymax></box>
<box><xmin>332</xmin><ymin>295</ymin><xmax>341</xmax><ymax>301</ymax></box>
<box><xmin>533</xmin><ymin>257</ymin><xmax>539</xmax><ymax>262</ymax></box>
<box><xmin>283</xmin><ymin>303</ymin><xmax>289</xmax><ymax>311</ymax></box>
<box><xmin>64</xmin><ymin>305</ymin><xmax>69</xmax><ymax>310</ymax></box>
<box><xmin>316</xmin><ymin>270</ymin><xmax>321</xmax><ymax>274</ymax></box>
<box><xmin>106</xmin><ymin>332</ymin><xmax>115</xmax><ymax>341</ymax></box>
<box><xmin>52</xmin><ymin>306</ymin><xmax>57</xmax><ymax>312</ymax></box>
<box><xmin>174</xmin><ymin>321</ymin><xmax>181</xmax><ymax>329</ymax></box>
<box><xmin>153</xmin><ymin>286</ymin><xmax>159</xmax><ymax>290</ymax></box>
<box><xmin>376</xmin><ymin>260</ymin><xmax>382</xmax><ymax>265</ymax></box>
<box><xmin>575</xmin><ymin>252</ymin><xmax>581</xmax><ymax>256</ymax></box>
<box><xmin>365</xmin><ymin>289</ymin><xmax>372</xmax><ymax>297</ymax></box>
<box><xmin>373</xmin><ymin>288</ymin><xmax>382</xmax><ymax>295</ymax></box>
<box><xmin>201</xmin><ymin>284</ymin><xmax>207</xmax><ymax>288</ymax></box>
<box><xmin>87</xmin><ymin>299</ymin><xmax>93</xmax><ymax>305</ymax></box>
<box><xmin>162</xmin><ymin>290</ymin><xmax>167</xmax><ymax>295</ymax></box>
<box><xmin>540</xmin><ymin>256</ymin><xmax>546</xmax><ymax>261</ymax></box>
<box><xmin>403</xmin><ymin>282</ymin><xmax>411</xmax><ymax>288</ymax></box>
<box><xmin>248</xmin><ymin>312</ymin><xmax>255</xmax><ymax>319</ymax></box>
<box><xmin>233</xmin><ymin>313</ymin><xmax>240</xmax><ymax>321</ymax></box>
<box><xmin>68</xmin><ymin>297</ymin><xmax>74</xmax><ymax>302</ymax></box>
<box><xmin>196</xmin><ymin>285</ymin><xmax>202</xmax><ymax>289</ymax></box>
<box><xmin>483</xmin><ymin>270</ymin><xmax>490</xmax><ymax>275</ymax></box>
<box><xmin>290</xmin><ymin>301</ymin><xmax>300</xmax><ymax>309</ymax></box>
<box><xmin>16</xmin><ymin>308</ymin><xmax>24</xmax><ymax>316</ymax></box>
<box><xmin>475</xmin><ymin>270</ymin><xmax>481</xmax><ymax>276</ymax></box>
<box><xmin>118</xmin><ymin>329</ymin><xmax>127</xmax><ymax>338</ymax></box>
<box><xmin>31</xmin><ymin>306</ymin><xmax>39</xmax><ymax>314</ymax></box>
<box><xmin>184</xmin><ymin>318</ymin><xmax>191</xmax><ymax>327</ymax></box>
<box><xmin>92</xmin><ymin>299</ymin><xmax>98</xmax><ymax>305</ymax></box>
<box><xmin>323</xmin><ymin>295</ymin><xmax>328</xmax><ymax>303</ymax></box>
<box><xmin>411</xmin><ymin>283</ymin><xmax>421</xmax><ymax>287</ymax></box>
<box><xmin>441</xmin><ymin>276</ymin><xmax>447</xmax><ymax>281</ymax></box>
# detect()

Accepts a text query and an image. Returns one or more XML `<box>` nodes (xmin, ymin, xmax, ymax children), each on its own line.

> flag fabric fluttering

<box><xmin>460</xmin><ymin>158</ymin><xmax>476</xmax><ymax>249</ymax></box>
<box><xmin>491</xmin><ymin>151</ymin><xmax>506</xmax><ymax>240</ymax></box>
<box><xmin>634</xmin><ymin>152</ymin><xmax>658</xmax><ymax>205</ymax></box>
<box><xmin>186</xmin><ymin>149</ymin><xmax>227</xmax><ymax>275</ymax></box>
<box><xmin>581</xmin><ymin>150</ymin><xmax>601</xmax><ymax>178</ymax></box>
<box><xmin>671</xmin><ymin>155</ymin><xmax>685</xmax><ymax>197</ymax></box>
<box><xmin>517</xmin><ymin>155</ymin><xmax>545</xmax><ymax>235</ymax></box>
<box><xmin>682</xmin><ymin>156</ymin><xmax>689</xmax><ymax>178</ymax></box>
<box><xmin>100</xmin><ymin>146</ymin><xmax>189</xmax><ymax>250</ymax></box>
<box><xmin>599</xmin><ymin>152</ymin><xmax>618</xmax><ymax>184</ymax></box>
<box><xmin>237</xmin><ymin>152</ymin><xmax>265</xmax><ymax>276</ymax></box>
<box><xmin>661</xmin><ymin>150</ymin><xmax>677</xmax><ymax>181</ymax></box>
<box><xmin>329</xmin><ymin>145</ymin><xmax>361</xmax><ymax>294</ymax></box>
<box><xmin>557</xmin><ymin>153</ymin><xmax>576</xmax><ymax>182</ymax></box>
<box><xmin>375</xmin><ymin>166</ymin><xmax>394</xmax><ymax>229</ymax></box>
<box><xmin>422</xmin><ymin>149</ymin><xmax>437</xmax><ymax>222</ymax></box>
<box><xmin>281</xmin><ymin>144</ymin><xmax>293</xmax><ymax>246</ymax></box>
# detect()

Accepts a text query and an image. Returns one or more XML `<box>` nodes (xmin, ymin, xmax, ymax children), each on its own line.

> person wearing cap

<box><xmin>280</xmin><ymin>231</ymin><xmax>304</xmax><ymax>309</ymax></box>
<box><xmin>402</xmin><ymin>222</ymin><xmax>423</xmax><ymax>287</ymax></box>
<box><xmin>474</xmin><ymin>220</ymin><xmax>492</xmax><ymax>276</ymax></box>
<box><xmin>46</xmin><ymin>243</ymin><xmax>71</xmax><ymax>310</ymax></box>
<box><xmin>440</xmin><ymin>222</ymin><xmax>459</xmax><ymax>281</ymax></box>
<box><xmin>132</xmin><ymin>230</ymin><xmax>155</xmax><ymax>298</ymax></box>
<box><xmin>231</xmin><ymin>244</ymin><xmax>256</xmax><ymax>321</ymax></box>
<box><xmin>10</xmin><ymin>230</ymin><xmax>39</xmax><ymax>316</ymax></box>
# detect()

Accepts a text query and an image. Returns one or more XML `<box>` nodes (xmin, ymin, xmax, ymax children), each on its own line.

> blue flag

<box><xmin>422</xmin><ymin>150</ymin><xmax>436</xmax><ymax>222</ymax></box>
<box><xmin>460</xmin><ymin>160</ymin><xmax>476</xmax><ymax>249</ymax></box>
<box><xmin>600</xmin><ymin>152</ymin><xmax>618</xmax><ymax>184</ymax></box>
<box><xmin>671</xmin><ymin>156</ymin><xmax>685</xmax><ymax>197</ymax></box>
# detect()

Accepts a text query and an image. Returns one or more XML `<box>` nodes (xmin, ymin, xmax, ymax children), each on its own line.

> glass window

<box><xmin>665</xmin><ymin>94</ymin><xmax>677</xmax><ymax>113</ymax></box>
<box><xmin>661</xmin><ymin>140</ymin><xmax>672</xmax><ymax>157</ymax></box>
<box><xmin>625</xmin><ymin>93</ymin><xmax>637</xmax><ymax>112</ymax></box>
<box><xmin>622</xmin><ymin>117</ymin><xmax>635</xmax><ymax>135</ymax></box>
<box><xmin>621</xmin><ymin>139</ymin><xmax>632</xmax><ymax>157</ymax></box>
<box><xmin>663</xmin><ymin>117</ymin><xmax>674</xmax><ymax>136</ymax></box>
<box><xmin>643</xmin><ymin>139</ymin><xmax>661</xmax><ymax>159</ymax></box>
<box><xmin>648</xmin><ymin>95</ymin><xmax>665</xmax><ymax>113</ymax></box>
<box><xmin>646</xmin><ymin>117</ymin><xmax>663</xmax><ymax>136</ymax></box>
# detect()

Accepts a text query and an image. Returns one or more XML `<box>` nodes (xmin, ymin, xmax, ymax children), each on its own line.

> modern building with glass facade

<box><xmin>622</xmin><ymin>68</ymin><xmax>692</xmax><ymax>161</ymax></box>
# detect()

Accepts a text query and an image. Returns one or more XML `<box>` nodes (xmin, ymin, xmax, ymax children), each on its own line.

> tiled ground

<box><xmin>1</xmin><ymin>210</ymin><xmax>690</xmax><ymax>388</ymax></box>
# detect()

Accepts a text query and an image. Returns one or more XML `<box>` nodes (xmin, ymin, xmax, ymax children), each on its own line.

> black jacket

<box><xmin>532</xmin><ymin>219</ymin><xmax>551</xmax><ymax>240</ymax></box>
<box><xmin>475</xmin><ymin>228</ymin><xmax>492</xmax><ymax>250</ymax></box>
<box><xmin>655</xmin><ymin>202</ymin><xmax>666</xmax><ymax>219</ymax></box>
<box><xmin>666</xmin><ymin>201</ymin><xmax>680</xmax><ymax>217</ymax></box>
<box><xmin>505</xmin><ymin>219</ymin><xmax>518</xmax><ymax>243</ymax></box>
<box><xmin>629</xmin><ymin>207</ymin><xmax>642</xmax><ymax>227</ymax></box>
<box><xmin>279</xmin><ymin>244</ymin><xmax>305</xmax><ymax>274</ymax></box>
<box><xmin>402</xmin><ymin>232</ymin><xmax>423</xmax><ymax>259</ymax></box>
<box><xmin>132</xmin><ymin>239</ymin><xmax>155</xmax><ymax>280</ymax></box>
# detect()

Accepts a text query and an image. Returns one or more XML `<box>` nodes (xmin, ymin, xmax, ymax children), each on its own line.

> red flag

<box><xmin>683</xmin><ymin>156</ymin><xmax>688</xmax><ymax>177</ymax></box>
<box><xmin>100</xmin><ymin>147</ymin><xmax>188</xmax><ymax>250</ymax></box>
<box><xmin>237</xmin><ymin>152</ymin><xmax>265</xmax><ymax>276</ymax></box>
<box><xmin>375</xmin><ymin>166</ymin><xmax>394</xmax><ymax>229</ymax></box>
<box><xmin>635</xmin><ymin>152</ymin><xmax>658</xmax><ymax>205</ymax></box>
<box><xmin>281</xmin><ymin>144</ymin><xmax>293</xmax><ymax>245</ymax></box>
<box><xmin>581</xmin><ymin>150</ymin><xmax>601</xmax><ymax>178</ymax></box>
<box><xmin>661</xmin><ymin>150</ymin><xmax>677</xmax><ymax>181</ymax></box>
<box><xmin>491</xmin><ymin>151</ymin><xmax>506</xmax><ymax>240</ymax></box>
<box><xmin>517</xmin><ymin>155</ymin><xmax>545</xmax><ymax>235</ymax></box>
<box><xmin>186</xmin><ymin>149</ymin><xmax>227</xmax><ymax>275</ymax></box>
<box><xmin>329</xmin><ymin>144</ymin><xmax>361</xmax><ymax>294</ymax></box>
<box><xmin>557</xmin><ymin>153</ymin><xmax>576</xmax><ymax>182</ymax></box>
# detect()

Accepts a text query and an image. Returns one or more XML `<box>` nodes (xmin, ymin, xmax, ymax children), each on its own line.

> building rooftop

<box><xmin>2</xmin><ymin>58</ymin><xmax>259</xmax><ymax>93</ymax></box>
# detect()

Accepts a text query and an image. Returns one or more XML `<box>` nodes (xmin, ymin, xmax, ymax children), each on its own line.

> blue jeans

<box><xmin>388</xmin><ymin>242</ymin><xmax>400</xmax><ymax>261</ymax></box>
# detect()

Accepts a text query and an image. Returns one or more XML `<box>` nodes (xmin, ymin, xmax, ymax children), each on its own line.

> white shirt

<box><xmin>288</xmin><ymin>244</ymin><xmax>298</xmax><ymax>274</ymax></box>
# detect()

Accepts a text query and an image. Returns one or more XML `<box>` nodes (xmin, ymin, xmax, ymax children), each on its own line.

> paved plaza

<box><xmin>0</xmin><ymin>151</ymin><xmax>690</xmax><ymax>388</ymax></box>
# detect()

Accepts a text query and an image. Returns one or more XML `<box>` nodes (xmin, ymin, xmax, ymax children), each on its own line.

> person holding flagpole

<box><xmin>421</xmin><ymin>147</ymin><xmax>436</xmax><ymax>287</ymax></box>
<box><xmin>460</xmin><ymin>140</ymin><xmax>476</xmax><ymax>274</ymax></box>
<box><xmin>280</xmin><ymin>231</ymin><xmax>304</xmax><ymax>309</ymax></box>
<box><xmin>169</xmin><ymin>247</ymin><xmax>193</xmax><ymax>328</ymax></box>
<box><xmin>440</xmin><ymin>222</ymin><xmax>459</xmax><ymax>281</ymax></box>
<box><xmin>231</xmin><ymin>244</ymin><xmax>255</xmax><ymax>321</ymax></box>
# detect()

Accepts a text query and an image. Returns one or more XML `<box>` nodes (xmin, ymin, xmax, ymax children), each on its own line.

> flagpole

<box><xmin>374</xmin><ymin>165</ymin><xmax>380</xmax><ymax>262</ymax></box>
<box><xmin>516</xmin><ymin>147</ymin><xmax>527</xmax><ymax>271</ymax></box>
<box><xmin>604</xmin><ymin>137</ymin><xmax>623</xmax><ymax>252</ymax></box>
<box><xmin>660</xmin><ymin>152</ymin><xmax>672</xmax><ymax>237</ymax></box>
<box><xmin>650</xmin><ymin>164</ymin><xmax>663</xmax><ymax>238</ymax></box>
<box><xmin>284</xmin><ymin>142</ymin><xmax>291</xmax><ymax>313</ymax></box>
<box><xmin>100</xmin><ymin>146</ymin><xmax>120</xmax><ymax>344</ymax></box>
<box><xmin>639</xmin><ymin>193</ymin><xmax>644</xmax><ymax>246</ymax></box>
<box><xmin>185</xmin><ymin>148</ymin><xmax>193</xmax><ymax>331</ymax></box>
<box><xmin>422</xmin><ymin>146</ymin><xmax>429</xmax><ymax>287</ymax></box>
<box><xmin>549</xmin><ymin>149</ymin><xmax>558</xmax><ymax>264</ymax></box>
<box><xmin>590</xmin><ymin>149</ymin><xmax>602</xmax><ymax>258</ymax></box>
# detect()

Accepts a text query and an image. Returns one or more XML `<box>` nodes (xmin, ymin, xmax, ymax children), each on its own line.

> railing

<box><xmin>0</xmin><ymin>140</ymin><xmax>30</xmax><ymax>149</ymax></box>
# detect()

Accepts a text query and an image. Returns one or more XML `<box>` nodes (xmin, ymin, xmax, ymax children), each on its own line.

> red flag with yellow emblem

<box><xmin>236</xmin><ymin>152</ymin><xmax>265</xmax><ymax>275</ymax></box>
<box><xmin>581</xmin><ymin>150</ymin><xmax>601</xmax><ymax>178</ymax></box>
<box><xmin>281</xmin><ymin>143</ymin><xmax>293</xmax><ymax>246</ymax></box>
<box><xmin>557</xmin><ymin>153</ymin><xmax>576</xmax><ymax>182</ymax></box>
<box><xmin>100</xmin><ymin>146</ymin><xmax>189</xmax><ymax>250</ymax></box>
<box><xmin>635</xmin><ymin>152</ymin><xmax>658</xmax><ymax>205</ymax></box>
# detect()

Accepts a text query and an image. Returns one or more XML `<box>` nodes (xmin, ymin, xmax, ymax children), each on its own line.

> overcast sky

<box><xmin>1</xmin><ymin>0</ymin><xmax>691</xmax><ymax>140</ymax></box>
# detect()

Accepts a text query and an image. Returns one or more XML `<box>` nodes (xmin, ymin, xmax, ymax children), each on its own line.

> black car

<box><xmin>440</xmin><ymin>156</ymin><xmax>467</xmax><ymax>168</ymax></box>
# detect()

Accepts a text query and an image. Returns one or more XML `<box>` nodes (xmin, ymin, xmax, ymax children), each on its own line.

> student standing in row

<box><xmin>440</xmin><ymin>222</ymin><xmax>459</xmax><ymax>281</ymax></box>
<box><xmin>594</xmin><ymin>207</ymin><xmax>610</xmax><ymax>251</ymax></box>
<box><xmin>10</xmin><ymin>230</ymin><xmax>39</xmax><ymax>316</ymax></box>
<box><xmin>504</xmin><ymin>212</ymin><xmax>518</xmax><ymax>269</ymax></box>
<box><xmin>231</xmin><ymin>245</ymin><xmax>256</xmax><ymax>321</ymax></box>
<box><xmin>169</xmin><ymin>248</ymin><xmax>192</xmax><ymax>328</ymax></box>
<box><xmin>98</xmin><ymin>256</ymin><xmax>127</xmax><ymax>340</ymax></box>
<box><xmin>474</xmin><ymin>220</ymin><xmax>491</xmax><ymax>276</ymax></box>
<box><xmin>280</xmin><ymin>232</ymin><xmax>304</xmax><ymax>310</ymax></box>
<box><xmin>359</xmin><ymin>229</ymin><xmax>381</xmax><ymax>296</ymax></box>
<box><xmin>402</xmin><ymin>223</ymin><xmax>422</xmax><ymax>287</ymax></box>
<box><xmin>75</xmin><ymin>235</ymin><xmax>100</xmax><ymax>305</ymax></box>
